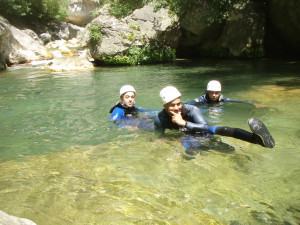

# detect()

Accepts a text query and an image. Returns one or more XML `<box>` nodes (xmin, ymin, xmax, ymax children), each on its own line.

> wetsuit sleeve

<box><xmin>185</xmin><ymin>106</ymin><xmax>211</xmax><ymax>132</ymax></box>
<box><xmin>109</xmin><ymin>107</ymin><xmax>124</xmax><ymax>122</ymax></box>
<box><xmin>137</xmin><ymin>107</ymin><xmax>160</xmax><ymax>112</ymax></box>
<box><xmin>185</xmin><ymin>99</ymin><xmax>197</xmax><ymax>105</ymax></box>
<box><xmin>154</xmin><ymin>114</ymin><xmax>166</xmax><ymax>134</ymax></box>
<box><xmin>185</xmin><ymin>94</ymin><xmax>207</xmax><ymax>105</ymax></box>
<box><xmin>223</xmin><ymin>98</ymin><xmax>253</xmax><ymax>105</ymax></box>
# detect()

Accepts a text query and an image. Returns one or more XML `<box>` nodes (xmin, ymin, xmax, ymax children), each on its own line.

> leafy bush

<box><xmin>240</xmin><ymin>46</ymin><xmax>264</xmax><ymax>59</ymax></box>
<box><xmin>100</xmin><ymin>45</ymin><xmax>176</xmax><ymax>65</ymax></box>
<box><xmin>107</xmin><ymin>0</ymin><xmax>149</xmax><ymax>18</ymax></box>
<box><xmin>88</xmin><ymin>25</ymin><xmax>103</xmax><ymax>43</ymax></box>
<box><xmin>0</xmin><ymin>0</ymin><xmax>68</xmax><ymax>23</ymax></box>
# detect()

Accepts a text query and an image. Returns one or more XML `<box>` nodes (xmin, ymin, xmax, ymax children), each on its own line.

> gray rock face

<box><xmin>86</xmin><ymin>5</ymin><xmax>180</xmax><ymax>60</ymax></box>
<box><xmin>0</xmin><ymin>15</ymin><xmax>52</xmax><ymax>69</ymax></box>
<box><xmin>67</xmin><ymin>0</ymin><xmax>100</xmax><ymax>26</ymax></box>
<box><xmin>0</xmin><ymin>210</ymin><xmax>37</xmax><ymax>225</ymax></box>
<box><xmin>0</xmin><ymin>16</ymin><xmax>12</xmax><ymax>70</ymax></box>
<box><xmin>217</xmin><ymin>8</ymin><xmax>265</xmax><ymax>56</ymax></box>
<box><xmin>8</xmin><ymin>26</ymin><xmax>52</xmax><ymax>64</ymax></box>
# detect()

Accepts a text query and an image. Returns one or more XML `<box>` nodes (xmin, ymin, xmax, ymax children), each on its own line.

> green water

<box><xmin>0</xmin><ymin>59</ymin><xmax>299</xmax><ymax>224</ymax></box>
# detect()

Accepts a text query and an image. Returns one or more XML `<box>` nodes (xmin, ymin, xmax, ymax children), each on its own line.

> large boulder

<box><xmin>0</xmin><ymin>210</ymin><xmax>36</xmax><ymax>225</ymax></box>
<box><xmin>0</xmin><ymin>16</ymin><xmax>51</xmax><ymax>69</ymax></box>
<box><xmin>86</xmin><ymin>5</ymin><xmax>180</xmax><ymax>60</ymax></box>
<box><xmin>216</xmin><ymin>4</ymin><xmax>265</xmax><ymax>56</ymax></box>
<box><xmin>8</xmin><ymin>26</ymin><xmax>53</xmax><ymax>65</ymax></box>
<box><xmin>67</xmin><ymin>0</ymin><xmax>100</xmax><ymax>26</ymax></box>
<box><xmin>0</xmin><ymin>16</ymin><xmax>12</xmax><ymax>70</ymax></box>
<box><xmin>178</xmin><ymin>0</ymin><xmax>265</xmax><ymax>57</ymax></box>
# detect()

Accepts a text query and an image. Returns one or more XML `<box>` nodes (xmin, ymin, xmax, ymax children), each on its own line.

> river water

<box><xmin>0</xmin><ymin>59</ymin><xmax>299</xmax><ymax>224</ymax></box>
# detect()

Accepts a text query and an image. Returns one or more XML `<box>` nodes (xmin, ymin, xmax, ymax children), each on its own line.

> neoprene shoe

<box><xmin>248</xmin><ymin>118</ymin><xmax>275</xmax><ymax>148</ymax></box>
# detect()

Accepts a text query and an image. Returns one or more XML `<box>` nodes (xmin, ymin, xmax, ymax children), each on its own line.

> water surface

<box><xmin>0</xmin><ymin>59</ymin><xmax>299</xmax><ymax>224</ymax></box>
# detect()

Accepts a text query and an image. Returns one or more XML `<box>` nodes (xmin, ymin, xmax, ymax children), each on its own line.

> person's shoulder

<box><xmin>199</xmin><ymin>94</ymin><xmax>208</xmax><ymax>103</ymax></box>
<box><xmin>183</xmin><ymin>104</ymin><xmax>198</xmax><ymax>110</ymax></box>
<box><xmin>110</xmin><ymin>107</ymin><xmax>125</xmax><ymax>121</ymax></box>
<box><xmin>112</xmin><ymin>106</ymin><xmax>124</xmax><ymax>113</ymax></box>
<box><xmin>157</xmin><ymin>109</ymin><xmax>167</xmax><ymax>117</ymax></box>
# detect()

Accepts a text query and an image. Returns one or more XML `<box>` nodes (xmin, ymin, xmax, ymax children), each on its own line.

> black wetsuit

<box><xmin>154</xmin><ymin>104</ymin><xmax>264</xmax><ymax>146</ymax></box>
<box><xmin>185</xmin><ymin>92</ymin><xmax>253</xmax><ymax>105</ymax></box>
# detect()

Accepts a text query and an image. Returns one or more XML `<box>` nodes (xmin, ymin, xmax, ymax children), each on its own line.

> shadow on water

<box><xmin>275</xmin><ymin>78</ymin><xmax>300</xmax><ymax>89</ymax></box>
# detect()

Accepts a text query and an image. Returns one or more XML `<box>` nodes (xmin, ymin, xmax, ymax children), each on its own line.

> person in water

<box><xmin>109</xmin><ymin>85</ymin><xmax>157</xmax><ymax>129</ymax></box>
<box><xmin>109</xmin><ymin>85</ymin><xmax>139</xmax><ymax>122</ymax></box>
<box><xmin>185</xmin><ymin>80</ymin><xmax>263</xmax><ymax>108</ymax></box>
<box><xmin>154</xmin><ymin>86</ymin><xmax>275</xmax><ymax>149</ymax></box>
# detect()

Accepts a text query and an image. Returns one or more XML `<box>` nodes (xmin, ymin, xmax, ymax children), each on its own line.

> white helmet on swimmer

<box><xmin>160</xmin><ymin>86</ymin><xmax>181</xmax><ymax>105</ymax></box>
<box><xmin>207</xmin><ymin>80</ymin><xmax>221</xmax><ymax>92</ymax></box>
<box><xmin>120</xmin><ymin>85</ymin><xmax>136</xmax><ymax>96</ymax></box>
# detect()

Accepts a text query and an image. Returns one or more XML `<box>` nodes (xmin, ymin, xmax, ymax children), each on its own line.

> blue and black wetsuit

<box><xmin>154</xmin><ymin>104</ymin><xmax>265</xmax><ymax>147</ymax></box>
<box><xmin>109</xmin><ymin>102</ymin><xmax>139</xmax><ymax>122</ymax></box>
<box><xmin>185</xmin><ymin>92</ymin><xmax>253</xmax><ymax>105</ymax></box>
<box><xmin>109</xmin><ymin>102</ymin><xmax>157</xmax><ymax>130</ymax></box>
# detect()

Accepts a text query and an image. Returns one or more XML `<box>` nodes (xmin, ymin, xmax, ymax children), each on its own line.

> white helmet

<box><xmin>207</xmin><ymin>80</ymin><xmax>221</xmax><ymax>92</ymax></box>
<box><xmin>160</xmin><ymin>86</ymin><xmax>181</xmax><ymax>104</ymax></box>
<box><xmin>120</xmin><ymin>85</ymin><xmax>136</xmax><ymax>96</ymax></box>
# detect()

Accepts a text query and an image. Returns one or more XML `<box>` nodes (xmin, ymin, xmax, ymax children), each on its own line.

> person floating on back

<box><xmin>154</xmin><ymin>86</ymin><xmax>275</xmax><ymax>149</ymax></box>
<box><xmin>185</xmin><ymin>80</ymin><xmax>263</xmax><ymax>108</ymax></box>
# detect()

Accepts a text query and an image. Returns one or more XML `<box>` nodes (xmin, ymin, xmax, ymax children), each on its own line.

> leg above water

<box><xmin>248</xmin><ymin>118</ymin><xmax>275</xmax><ymax>148</ymax></box>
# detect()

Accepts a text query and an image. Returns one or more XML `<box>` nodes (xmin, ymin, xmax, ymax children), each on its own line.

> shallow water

<box><xmin>0</xmin><ymin>59</ymin><xmax>300</xmax><ymax>224</ymax></box>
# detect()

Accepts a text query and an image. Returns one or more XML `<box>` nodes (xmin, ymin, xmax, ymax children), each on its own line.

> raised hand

<box><xmin>170</xmin><ymin>111</ymin><xmax>186</xmax><ymax>127</ymax></box>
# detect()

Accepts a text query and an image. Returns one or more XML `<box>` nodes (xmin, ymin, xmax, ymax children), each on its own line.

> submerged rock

<box><xmin>0</xmin><ymin>210</ymin><xmax>37</xmax><ymax>225</ymax></box>
<box><xmin>42</xmin><ymin>54</ymin><xmax>94</xmax><ymax>72</ymax></box>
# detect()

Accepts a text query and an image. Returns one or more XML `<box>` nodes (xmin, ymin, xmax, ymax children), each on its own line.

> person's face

<box><xmin>121</xmin><ymin>92</ymin><xmax>135</xmax><ymax>107</ymax></box>
<box><xmin>164</xmin><ymin>97</ymin><xmax>182</xmax><ymax>115</ymax></box>
<box><xmin>208</xmin><ymin>91</ymin><xmax>220</xmax><ymax>102</ymax></box>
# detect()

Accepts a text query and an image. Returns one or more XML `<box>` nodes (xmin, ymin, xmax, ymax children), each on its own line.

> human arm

<box><xmin>184</xmin><ymin>96</ymin><xmax>206</xmax><ymax>105</ymax></box>
<box><xmin>184</xmin><ymin>105</ymin><xmax>211</xmax><ymax>132</ymax></box>
<box><xmin>223</xmin><ymin>98</ymin><xmax>253</xmax><ymax>104</ymax></box>
<box><xmin>184</xmin><ymin>99</ymin><xmax>198</xmax><ymax>105</ymax></box>
<box><xmin>154</xmin><ymin>114</ymin><xmax>166</xmax><ymax>134</ymax></box>
<box><xmin>109</xmin><ymin>107</ymin><xmax>124</xmax><ymax>122</ymax></box>
<box><xmin>137</xmin><ymin>107</ymin><xmax>160</xmax><ymax>112</ymax></box>
<box><xmin>223</xmin><ymin>98</ymin><xmax>264</xmax><ymax>108</ymax></box>
<box><xmin>170</xmin><ymin>105</ymin><xmax>211</xmax><ymax>133</ymax></box>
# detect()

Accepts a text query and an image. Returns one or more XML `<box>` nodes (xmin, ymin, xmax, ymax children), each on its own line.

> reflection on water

<box><xmin>0</xmin><ymin>59</ymin><xmax>300</xmax><ymax>224</ymax></box>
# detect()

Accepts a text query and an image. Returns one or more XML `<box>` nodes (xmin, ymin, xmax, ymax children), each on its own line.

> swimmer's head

<box><xmin>120</xmin><ymin>85</ymin><xmax>136</xmax><ymax>108</ymax></box>
<box><xmin>120</xmin><ymin>85</ymin><xmax>136</xmax><ymax>96</ymax></box>
<box><xmin>160</xmin><ymin>86</ymin><xmax>181</xmax><ymax>105</ymax></box>
<box><xmin>207</xmin><ymin>80</ymin><xmax>221</xmax><ymax>92</ymax></box>
<box><xmin>207</xmin><ymin>80</ymin><xmax>221</xmax><ymax>102</ymax></box>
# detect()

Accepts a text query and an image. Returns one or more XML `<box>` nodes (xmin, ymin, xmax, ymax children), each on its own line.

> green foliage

<box><xmin>100</xmin><ymin>45</ymin><xmax>176</xmax><ymax>65</ymax></box>
<box><xmin>129</xmin><ymin>23</ymin><xmax>140</xmax><ymax>31</ymax></box>
<box><xmin>240</xmin><ymin>46</ymin><xmax>264</xmax><ymax>59</ymax></box>
<box><xmin>127</xmin><ymin>32</ymin><xmax>136</xmax><ymax>42</ymax></box>
<box><xmin>88</xmin><ymin>25</ymin><xmax>103</xmax><ymax>43</ymax></box>
<box><xmin>107</xmin><ymin>0</ymin><xmax>150</xmax><ymax>18</ymax></box>
<box><xmin>0</xmin><ymin>0</ymin><xmax>68</xmax><ymax>23</ymax></box>
<box><xmin>153</xmin><ymin>0</ymin><xmax>248</xmax><ymax>24</ymax></box>
<box><xmin>100</xmin><ymin>0</ymin><xmax>248</xmax><ymax>24</ymax></box>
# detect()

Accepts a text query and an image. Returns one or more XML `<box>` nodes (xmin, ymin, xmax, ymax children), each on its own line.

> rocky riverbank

<box><xmin>1</xmin><ymin>0</ymin><xmax>299</xmax><ymax>71</ymax></box>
